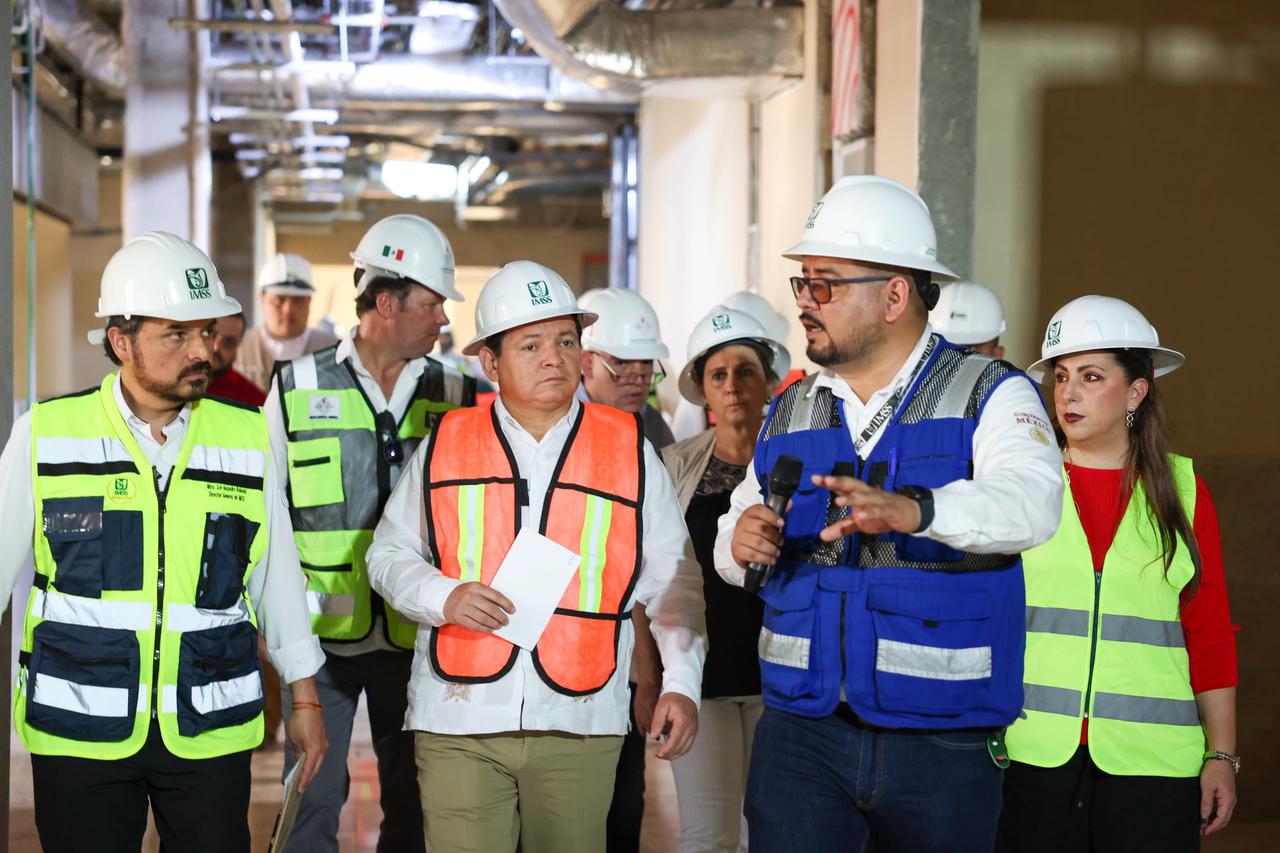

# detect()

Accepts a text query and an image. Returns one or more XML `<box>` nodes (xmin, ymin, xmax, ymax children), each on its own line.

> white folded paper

<box><xmin>489</xmin><ymin>528</ymin><xmax>582</xmax><ymax>650</ymax></box>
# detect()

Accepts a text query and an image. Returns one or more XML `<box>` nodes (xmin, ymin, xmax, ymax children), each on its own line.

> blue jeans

<box><xmin>745</xmin><ymin>706</ymin><xmax>1004</xmax><ymax>853</ymax></box>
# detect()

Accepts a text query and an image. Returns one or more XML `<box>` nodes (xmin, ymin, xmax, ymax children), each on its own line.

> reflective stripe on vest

<box><xmin>21</xmin><ymin>374</ymin><xmax>269</xmax><ymax>761</ymax></box>
<box><xmin>1006</xmin><ymin>456</ymin><xmax>1204</xmax><ymax>777</ymax></box>
<box><xmin>277</xmin><ymin>346</ymin><xmax>474</xmax><ymax>648</ymax></box>
<box><xmin>425</xmin><ymin>401</ymin><xmax>643</xmax><ymax>696</ymax></box>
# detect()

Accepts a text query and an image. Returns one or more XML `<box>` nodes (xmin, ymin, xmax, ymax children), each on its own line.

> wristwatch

<box><xmin>896</xmin><ymin>485</ymin><xmax>935</xmax><ymax>534</ymax></box>
<box><xmin>1204</xmin><ymin>751</ymin><xmax>1242</xmax><ymax>775</ymax></box>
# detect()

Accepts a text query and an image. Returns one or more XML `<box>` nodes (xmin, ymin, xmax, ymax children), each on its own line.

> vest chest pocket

<box><xmin>177</xmin><ymin>621</ymin><xmax>263</xmax><ymax>736</ymax></box>
<box><xmin>43</xmin><ymin>497</ymin><xmax>144</xmax><ymax>598</ymax></box>
<box><xmin>757</xmin><ymin>570</ymin><xmax>833</xmax><ymax>704</ymax></box>
<box><xmin>889</xmin><ymin>456</ymin><xmax>970</xmax><ymax>563</ymax></box>
<box><xmin>26</xmin><ymin>621</ymin><xmax>140</xmax><ymax>742</ymax></box>
<box><xmin>286</xmin><ymin>437</ymin><xmax>345</xmax><ymax>509</ymax></box>
<box><xmin>198</xmin><ymin>513</ymin><xmax>260</xmax><ymax>610</ymax></box>
<box><xmin>866</xmin><ymin>582</ymin><xmax>995</xmax><ymax>717</ymax></box>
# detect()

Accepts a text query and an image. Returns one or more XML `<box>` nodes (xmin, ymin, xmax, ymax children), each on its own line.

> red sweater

<box><xmin>207</xmin><ymin>368</ymin><xmax>267</xmax><ymax>408</ymax></box>
<box><xmin>1066</xmin><ymin>464</ymin><xmax>1238</xmax><ymax>741</ymax></box>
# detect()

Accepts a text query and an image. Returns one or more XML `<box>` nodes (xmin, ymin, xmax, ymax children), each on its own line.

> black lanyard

<box><xmin>852</xmin><ymin>336</ymin><xmax>937</xmax><ymax>455</ymax></box>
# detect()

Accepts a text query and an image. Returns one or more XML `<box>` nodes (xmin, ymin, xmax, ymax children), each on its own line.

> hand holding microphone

<box><xmin>731</xmin><ymin>455</ymin><xmax>803</xmax><ymax>593</ymax></box>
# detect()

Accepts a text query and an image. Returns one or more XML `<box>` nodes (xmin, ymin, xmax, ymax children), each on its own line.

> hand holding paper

<box><xmin>488</xmin><ymin>529</ymin><xmax>582</xmax><ymax>650</ymax></box>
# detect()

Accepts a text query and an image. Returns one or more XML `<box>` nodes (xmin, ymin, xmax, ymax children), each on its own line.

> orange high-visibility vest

<box><xmin>424</xmin><ymin>401</ymin><xmax>644</xmax><ymax>696</ymax></box>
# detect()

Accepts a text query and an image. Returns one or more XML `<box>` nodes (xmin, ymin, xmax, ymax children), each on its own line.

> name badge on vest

<box><xmin>309</xmin><ymin>394</ymin><xmax>341</xmax><ymax>421</ymax></box>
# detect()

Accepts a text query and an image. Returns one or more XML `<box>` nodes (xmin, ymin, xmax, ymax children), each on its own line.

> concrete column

<box><xmin>875</xmin><ymin>0</ymin><xmax>980</xmax><ymax>278</ymax></box>
<box><xmin>636</xmin><ymin>96</ymin><xmax>750</xmax><ymax>394</ymax></box>
<box><xmin>1</xmin><ymin>8</ymin><xmax>14</xmax><ymax>850</ymax></box>
<box><xmin>122</xmin><ymin>0</ymin><xmax>211</xmax><ymax>247</ymax></box>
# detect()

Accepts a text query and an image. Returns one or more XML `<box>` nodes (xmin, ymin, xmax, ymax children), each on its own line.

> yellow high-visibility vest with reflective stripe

<box><xmin>276</xmin><ymin>348</ymin><xmax>474</xmax><ymax>648</ymax></box>
<box><xmin>1006</xmin><ymin>455</ymin><xmax>1204</xmax><ymax>777</ymax></box>
<box><xmin>17</xmin><ymin>373</ymin><xmax>270</xmax><ymax>760</ymax></box>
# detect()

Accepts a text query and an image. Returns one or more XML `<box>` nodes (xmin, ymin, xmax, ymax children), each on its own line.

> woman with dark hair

<box><xmin>662</xmin><ymin>305</ymin><xmax>790</xmax><ymax>853</ymax></box>
<box><xmin>999</xmin><ymin>296</ymin><xmax>1239</xmax><ymax>852</ymax></box>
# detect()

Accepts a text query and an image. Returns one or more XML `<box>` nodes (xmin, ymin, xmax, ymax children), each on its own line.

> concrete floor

<box><xmin>5</xmin><ymin>716</ymin><xmax>1271</xmax><ymax>852</ymax></box>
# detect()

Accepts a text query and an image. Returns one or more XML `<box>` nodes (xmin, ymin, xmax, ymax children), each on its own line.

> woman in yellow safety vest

<box><xmin>998</xmin><ymin>296</ymin><xmax>1239</xmax><ymax>852</ymax></box>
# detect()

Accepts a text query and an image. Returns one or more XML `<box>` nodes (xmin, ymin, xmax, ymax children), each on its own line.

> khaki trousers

<box><xmin>416</xmin><ymin>730</ymin><xmax>624</xmax><ymax>853</ymax></box>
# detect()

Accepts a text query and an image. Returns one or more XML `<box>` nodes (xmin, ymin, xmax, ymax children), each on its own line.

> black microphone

<box><xmin>744</xmin><ymin>454</ymin><xmax>803</xmax><ymax>594</ymax></box>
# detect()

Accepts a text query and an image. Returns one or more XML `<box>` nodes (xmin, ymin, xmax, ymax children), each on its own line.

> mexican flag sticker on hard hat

<box><xmin>381</xmin><ymin>245</ymin><xmax>406</xmax><ymax>262</ymax></box>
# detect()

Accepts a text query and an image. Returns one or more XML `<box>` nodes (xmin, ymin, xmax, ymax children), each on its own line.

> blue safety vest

<box><xmin>753</xmin><ymin>336</ymin><xmax>1029</xmax><ymax>729</ymax></box>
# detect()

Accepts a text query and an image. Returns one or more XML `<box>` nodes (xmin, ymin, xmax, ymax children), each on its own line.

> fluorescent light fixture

<box><xmin>462</xmin><ymin>206</ymin><xmax>518</xmax><ymax>222</ymax></box>
<box><xmin>210</xmin><ymin>106</ymin><xmax>340</xmax><ymax>124</ymax></box>
<box><xmin>381</xmin><ymin>160</ymin><xmax>459</xmax><ymax>200</ymax></box>
<box><xmin>229</xmin><ymin>132</ymin><xmax>261</xmax><ymax>145</ymax></box>
<box><xmin>467</xmin><ymin>155</ymin><xmax>492</xmax><ymax>184</ymax></box>
<box><xmin>492</xmin><ymin>170</ymin><xmax>510</xmax><ymax>188</ymax></box>
<box><xmin>236</xmin><ymin>149</ymin><xmax>269</xmax><ymax>161</ymax></box>
<box><xmin>292</xmin><ymin>134</ymin><xmax>351</xmax><ymax>148</ymax></box>
<box><xmin>299</xmin><ymin>151</ymin><xmax>347</xmax><ymax>165</ymax></box>
<box><xmin>266</xmin><ymin>167</ymin><xmax>346</xmax><ymax>181</ymax></box>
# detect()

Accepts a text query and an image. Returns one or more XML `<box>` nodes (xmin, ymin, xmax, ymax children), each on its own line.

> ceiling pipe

<box><xmin>490</xmin><ymin>0</ymin><xmax>803</xmax><ymax>95</ymax></box>
<box><xmin>40</xmin><ymin>0</ymin><xmax>127</xmax><ymax>96</ymax></box>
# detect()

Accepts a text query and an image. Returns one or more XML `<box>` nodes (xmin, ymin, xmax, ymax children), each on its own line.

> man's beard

<box><xmin>802</xmin><ymin>313</ymin><xmax>884</xmax><ymax>369</ymax></box>
<box><xmin>135</xmin><ymin>352</ymin><xmax>212</xmax><ymax>405</ymax></box>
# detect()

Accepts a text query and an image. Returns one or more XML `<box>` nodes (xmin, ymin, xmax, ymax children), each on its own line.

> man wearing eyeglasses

<box><xmin>264</xmin><ymin>214</ymin><xmax>477</xmax><ymax>853</ymax></box>
<box><xmin>715</xmin><ymin>176</ymin><xmax>1063</xmax><ymax>853</ymax></box>
<box><xmin>574</xmin><ymin>286</ymin><xmax>674</xmax><ymax>853</ymax></box>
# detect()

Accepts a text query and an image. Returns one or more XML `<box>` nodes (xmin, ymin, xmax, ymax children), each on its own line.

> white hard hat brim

<box><xmin>1026</xmin><ymin>344</ymin><xmax>1185</xmax><ymax>382</ymax></box>
<box><xmin>259</xmin><ymin>283</ymin><xmax>316</xmax><ymax>297</ymax></box>
<box><xmin>87</xmin><ymin>294</ymin><xmax>243</xmax><ymax>345</ymax></box>
<box><xmin>941</xmin><ymin>320</ymin><xmax>1009</xmax><ymax>346</ymax></box>
<box><xmin>585</xmin><ymin>339</ymin><xmax>671</xmax><ymax>361</ymax></box>
<box><xmin>782</xmin><ymin>239</ymin><xmax>959</xmax><ymax>281</ymax></box>
<box><xmin>352</xmin><ymin>256</ymin><xmax>465</xmax><ymax>302</ymax></box>
<box><xmin>461</xmin><ymin>309</ymin><xmax>599</xmax><ymax>357</ymax></box>
<box><xmin>678</xmin><ymin>336</ymin><xmax>792</xmax><ymax>406</ymax></box>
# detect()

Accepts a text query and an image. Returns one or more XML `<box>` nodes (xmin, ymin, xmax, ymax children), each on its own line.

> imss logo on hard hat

<box><xmin>527</xmin><ymin>280</ymin><xmax>553</xmax><ymax>306</ymax></box>
<box><xmin>712</xmin><ymin>313</ymin><xmax>732</xmax><ymax>331</ymax></box>
<box><xmin>1046</xmin><ymin>320</ymin><xmax>1062</xmax><ymax>347</ymax></box>
<box><xmin>804</xmin><ymin>202</ymin><xmax>824</xmax><ymax>230</ymax></box>
<box><xmin>185</xmin><ymin>267</ymin><xmax>211</xmax><ymax>300</ymax></box>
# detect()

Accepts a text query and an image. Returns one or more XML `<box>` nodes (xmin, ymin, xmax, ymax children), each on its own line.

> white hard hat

<box><xmin>678</xmin><ymin>306</ymin><xmax>792</xmax><ymax>405</ymax></box>
<box><xmin>463</xmin><ymin>260</ymin><xmax>598</xmax><ymax>356</ymax></box>
<box><xmin>87</xmin><ymin>231</ymin><xmax>241</xmax><ymax>345</ymax></box>
<box><xmin>784</xmin><ymin>175</ymin><xmax>957</xmax><ymax>281</ymax></box>
<box><xmin>1026</xmin><ymin>295</ymin><xmax>1184</xmax><ymax>381</ymax></box>
<box><xmin>577</xmin><ymin>287</ymin><xmax>609</xmax><ymax>310</ymax></box>
<box><xmin>931</xmin><ymin>281</ymin><xmax>1007</xmax><ymax>345</ymax></box>
<box><xmin>257</xmin><ymin>253</ymin><xmax>315</xmax><ymax>297</ymax></box>
<box><xmin>719</xmin><ymin>291</ymin><xmax>790</xmax><ymax>344</ymax></box>
<box><xmin>580</xmin><ymin>288</ymin><xmax>670</xmax><ymax>361</ymax></box>
<box><xmin>350</xmin><ymin>214</ymin><xmax>461</xmax><ymax>301</ymax></box>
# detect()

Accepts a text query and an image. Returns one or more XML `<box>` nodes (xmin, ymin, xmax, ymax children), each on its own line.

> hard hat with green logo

<box><xmin>678</xmin><ymin>306</ymin><xmax>791</xmax><ymax>405</ymax></box>
<box><xmin>1026</xmin><ymin>295</ymin><xmax>1184</xmax><ymax>381</ymax></box>
<box><xmin>87</xmin><ymin>231</ymin><xmax>241</xmax><ymax>345</ymax></box>
<box><xmin>350</xmin><ymin>213</ymin><xmax>462</xmax><ymax>301</ymax></box>
<box><xmin>784</xmin><ymin>175</ymin><xmax>958</xmax><ymax>285</ymax></box>
<box><xmin>463</xmin><ymin>260</ymin><xmax>598</xmax><ymax>356</ymax></box>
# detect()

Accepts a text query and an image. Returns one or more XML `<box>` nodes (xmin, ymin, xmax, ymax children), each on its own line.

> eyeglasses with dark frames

<box><xmin>789</xmin><ymin>275</ymin><xmax>894</xmax><ymax>304</ymax></box>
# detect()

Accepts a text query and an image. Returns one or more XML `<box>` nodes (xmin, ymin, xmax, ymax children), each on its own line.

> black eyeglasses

<box><xmin>789</xmin><ymin>275</ymin><xmax>893</xmax><ymax>304</ymax></box>
<box><xmin>375</xmin><ymin>411</ymin><xmax>405</xmax><ymax>466</ymax></box>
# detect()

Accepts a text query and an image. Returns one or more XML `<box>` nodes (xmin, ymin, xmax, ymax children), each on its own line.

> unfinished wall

<box><xmin>11</xmin><ymin>203</ymin><xmax>74</xmax><ymax>402</ymax></box>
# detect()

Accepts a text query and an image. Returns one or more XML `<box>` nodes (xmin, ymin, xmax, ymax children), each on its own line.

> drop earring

<box><xmin>1125</xmin><ymin>408</ymin><xmax>1136</xmax><ymax>429</ymax></box>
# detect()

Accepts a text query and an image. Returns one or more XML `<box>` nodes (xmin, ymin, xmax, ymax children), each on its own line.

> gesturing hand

<box><xmin>443</xmin><ymin>582</ymin><xmax>516</xmax><ymax>633</ymax></box>
<box><xmin>811</xmin><ymin>475</ymin><xmax>922</xmax><ymax>540</ymax></box>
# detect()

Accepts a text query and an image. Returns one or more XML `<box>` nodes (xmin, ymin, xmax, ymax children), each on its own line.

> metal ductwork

<box><xmin>40</xmin><ymin>0</ymin><xmax>127</xmax><ymax>97</ymax></box>
<box><xmin>491</xmin><ymin>0</ymin><xmax>804</xmax><ymax>94</ymax></box>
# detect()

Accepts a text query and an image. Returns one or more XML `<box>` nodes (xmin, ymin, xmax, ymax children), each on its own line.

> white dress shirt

<box><xmin>262</xmin><ymin>328</ymin><xmax>313</xmax><ymax>364</ymax></box>
<box><xmin>0</xmin><ymin>377</ymin><xmax>324</xmax><ymax>685</ymax></box>
<box><xmin>713</xmin><ymin>327</ymin><xmax>1064</xmax><ymax>584</ymax></box>
<box><xmin>264</xmin><ymin>327</ymin><xmax>432</xmax><ymax>656</ymax></box>
<box><xmin>366</xmin><ymin>396</ymin><xmax>708</xmax><ymax>737</ymax></box>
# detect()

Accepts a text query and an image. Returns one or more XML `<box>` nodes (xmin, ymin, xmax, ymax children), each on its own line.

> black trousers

<box><xmin>31</xmin><ymin>720</ymin><xmax>253</xmax><ymax>853</ymax></box>
<box><xmin>997</xmin><ymin>746</ymin><xmax>1201</xmax><ymax>853</ymax></box>
<box><xmin>606</xmin><ymin>682</ymin><xmax>647</xmax><ymax>853</ymax></box>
